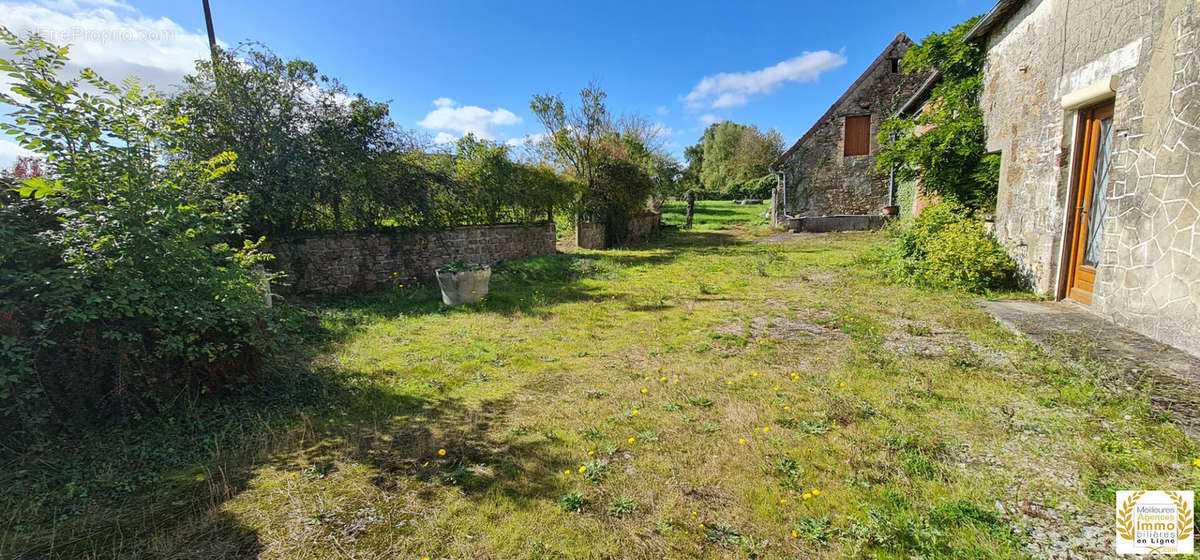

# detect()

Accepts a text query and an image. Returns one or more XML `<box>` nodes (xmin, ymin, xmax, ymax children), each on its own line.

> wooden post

<box><xmin>685</xmin><ymin>191</ymin><xmax>695</xmax><ymax>230</ymax></box>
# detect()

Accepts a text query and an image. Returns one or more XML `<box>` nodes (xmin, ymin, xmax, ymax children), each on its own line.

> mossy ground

<box><xmin>4</xmin><ymin>202</ymin><xmax>1198</xmax><ymax>559</ymax></box>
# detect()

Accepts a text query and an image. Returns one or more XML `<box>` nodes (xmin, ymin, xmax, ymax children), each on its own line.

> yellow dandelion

<box><xmin>803</xmin><ymin>493</ymin><xmax>812</xmax><ymax>500</ymax></box>
<box><xmin>727</xmin><ymin>380</ymin><xmax>733</xmax><ymax>385</ymax></box>
<box><xmin>588</xmin><ymin>450</ymin><xmax>595</xmax><ymax>456</ymax></box>
<box><xmin>839</xmin><ymin>382</ymin><xmax>845</xmax><ymax>388</ymax></box>
<box><xmin>751</xmin><ymin>371</ymin><xmax>759</xmax><ymax>377</ymax></box>
<box><xmin>815</xmin><ymin>357</ymin><xmax>821</xmax><ymax>361</ymax></box>
<box><xmin>632</xmin><ymin>409</ymin><xmax>639</xmax><ymax>415</ymax></box>
<box><xmin>783</xmin><ymin>406</ymin><xmax>790</xmax><ymax>410</ymax></box>
<box><xmin>289</xmin><ymin>472</ymin><xmax>296</xmax><ymax>476</ymax></box>
<box><xmin>564</xmin><ymin>469</ymin><xmax>571</xmax><ymax>475</ymax></box>
<box><xmin>779</xmin><ymin>498</ymin><xmax>788</xmax><ymax>504</ymax></box>
<box><xmin>579</xmin><ymin>465</ymin><xmax>587</xmax><ymax>473</ymax></box>
<box><xmin>948</xmin><ymin>349</ymin><xmax>954</xmax><ymax>354</ymax></box>
<box><xmin>812</xmin><ymin>489</ymin><xmax>821</xmax><ymax>496</ymax></box>
<box><xmin>762</xmin><ymin>427</ymin><xmax>770</xmax><ymax>433</ymax></box>
<box><xmin>438</xmin><ymin>448</ymin><xmax>447</xmax><ymax>456</ymax></box>
<box><xmin>628</xmin><ymin>437</ymin><xmax>635</xmax><ymax>444</ymax></box>
<box><xmin>738</xmin><ymin>438</ymin><xmax>746</xmax><ymax>444</ymax></box>
<box><xmin>641</xmin><ymin>388</ymin><xmax>648</xmax><ymax>394</ymax></box>
<box><xmin>773</xmin><ymin>386</ymin><xmax>779</xmax><ymax>391</ymax></box>
<box><xmin>423</xmin><ymin>461</ymin><xmax>429</xmax><ymax>466</ymax></box>
<box><xmin>674</xmin><ymin>378</ymin><xmax>680</xmax><ymax>383</ymax></box>
<box><xmin>792</xmin><ymin>530</ymin><xmax>798</xmax><ymax>538</ymax></box>
<box><xmin>660</xmin><ymin>376</ymin><xmax>667</xmax><ymax>382</ymax></box>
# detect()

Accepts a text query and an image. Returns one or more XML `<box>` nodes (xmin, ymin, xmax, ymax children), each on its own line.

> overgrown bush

<box><xmin>882</xmin><ymin>202</ymin><xmax>1017</xmax><ymax>293</ymax></box>
<box><xmin>0</xmin><ymin>30</ymin><xmax>286</xmax><ymax>440</ymax></box>
<box><xmin>171</xmin><ymin>44</ymin><xmax>575</xmax><ymax>234</ymax></box>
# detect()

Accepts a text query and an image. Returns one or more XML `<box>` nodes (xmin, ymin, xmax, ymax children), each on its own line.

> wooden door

<box><xmin>1064</xmin><ymin>102</ymin><xmax>1114</xmax><ymax>304</ymax></box>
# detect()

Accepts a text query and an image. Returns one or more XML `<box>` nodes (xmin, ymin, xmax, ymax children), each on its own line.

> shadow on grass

<box><xmin>1</xmin><ymin>225</ymin><xmax>759</xmax><ymax>558</ymax></box>
<box><xmin>2</xmin><ymin>358</ymin><xmax>580</xmax><ymax>558</ymax></box>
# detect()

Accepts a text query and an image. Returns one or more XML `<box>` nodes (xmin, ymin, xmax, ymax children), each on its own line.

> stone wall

<box><xmin>775</xmin><ymin>33</ymin><xmax>928</xmax><ymax>217</ymax></box>
<box><xmin>981</xmin><ymin>0</ymin><xmax>1200</xmax><ymax>356</ymax></box>
<box><xmin>627</xmin><ymin>212</ymin><xmax>662</xmax><ymax>242</ymax></box>
<box><xmin>576</xmin><ymin>221</ymin><xmax>606</xmax><ymax>250</ymax></box>
<box><xmin>575</xmin><ymin>212</ymin><xmax>661</xmax><ymax>249</ymax></box>
<box><xmin>269</xmin><ymin>222</ymin><xmax>556</xmax><ymax>294</ymax></box>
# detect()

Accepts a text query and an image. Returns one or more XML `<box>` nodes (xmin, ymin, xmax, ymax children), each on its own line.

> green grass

<box><xmin>661</xmin><ymin>200</ymin><xmax>769</xmax><ymax>231</ymax></box>
<box><xmin>3</xmin><ymin>205</ymin><xmax>1199</xmax><ymax>559</ymax></box>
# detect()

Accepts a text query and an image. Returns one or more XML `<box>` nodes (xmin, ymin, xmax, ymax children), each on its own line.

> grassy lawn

<box><xmin>4</xmin><ymin>205</ymin><xmax>1198</xmax><ymax>559</ymax></box>
<box><xmin>661</xmin><ymin>200</ymin><xmax>769</xmax><ymax>231</ymax></box>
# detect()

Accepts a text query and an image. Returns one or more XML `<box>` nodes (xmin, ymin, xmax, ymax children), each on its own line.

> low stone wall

<box><xmin>627</xmin><ymin>212</ymin><xmax>662</xmax><ymax>243</ymax></box>
<box><xmin>576</xmin><ymin>221</ymin><xmax>606</xmax><ymax>250</ymax></box>
<box><xmin>788</xmin><ymin>215</ymin><xmax>888</xmax><ymax>233</ymax></box>
<box><xmin>576</xmin><ymin>212</ymin><xmax>661</xmax><ymax>249</ymax></box>
<box><xmin>269</xmin><ymin>222</ymin><xmax>556</xmax><ymax>294</ymax></box>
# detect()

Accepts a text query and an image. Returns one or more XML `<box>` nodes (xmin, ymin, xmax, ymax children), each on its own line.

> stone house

<box><xmin>769</xmin><ymin>33</ymin><xmax>929</xmax><ymax>229</ymax></box>
<box><xmin>970</xmin><ymin>0</ymin><xmax>1200</xmax><ymax>356</ymax></box>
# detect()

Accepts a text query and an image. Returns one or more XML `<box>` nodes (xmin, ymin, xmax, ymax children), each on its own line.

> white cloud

<box><xmin>0</xmin><ymin>0</ymin><xmax>215</xmax><ymax>90</ymax></box>
<box><xmin>505</xmin><ymin>132</ymin><xmax>547</xmax><ymax>147</ymax></box>
<box><xmin>417</xmin><ymin>98</ymin><xmax>522</xmax><ymax>140</ymax></box>
<box><xmin>698</xmin><ymin>114</ymin><xmax>719</xmax><ymax>126</ymax></box>
<box><xmin>650</xmin><ymin>123</ymin><xmax>673</xmax><ymax>137</ymax></box>
<box><xmin>0</xmin><ymin>139</ymin><xmax>35</xmax><ymax>170</ymax></box>
<box><xmin>432</xmin><ymin>132</ymin><xmax>457</xmax><ymax>145</ymax></box>
<box><xmin>656</xmin><ymin>105</ymin><xmax>669</xmax><ymax>116</ymax></box>
<box><xmin>684</xmin><ymin>50</ymin><xmax>846</xmax><ymax>109</ymax></box>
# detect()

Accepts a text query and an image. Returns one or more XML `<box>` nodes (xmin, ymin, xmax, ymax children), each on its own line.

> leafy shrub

<box><xmin>171</xmin><ymin>45</ymin><xmax>577</xmax><ymax>234</ymax></box>
<box><xmin>556</xmin><ymin>492</ymin><xmax>585</xmax><ymax>512</ymax></box>
<box><xmin>0</xmin><ymin>30</ymin><xmax>285</xmax><ymax>440</ymax></box>
<box><xmin>883</xmin><ymin>202</ymin><xmax>1017</xmax><ymax>293</ymax></box>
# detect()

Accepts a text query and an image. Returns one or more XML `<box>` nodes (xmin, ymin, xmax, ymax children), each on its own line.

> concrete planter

<box><xmin>435</xmin><ymin>265</ymin><xmax>491</xmax><ymax>305</ymax></box>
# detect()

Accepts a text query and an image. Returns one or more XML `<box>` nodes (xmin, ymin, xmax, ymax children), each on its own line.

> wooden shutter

<box><xmin>844</xmin><ymin>115</ymin><xmax>870</xmax><ymax>157</ymax></box>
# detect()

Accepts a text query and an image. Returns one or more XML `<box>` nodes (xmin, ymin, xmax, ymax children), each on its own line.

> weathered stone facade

<box><xmin>771</xmin><ymin>33</ymin><xmax>928</xmax><ymax>220</ymax></box>
<box><xmin>575</xmin><ymin>212</ymin><xmax>661</xmax><ymax>249</ymax></box>
<box><xmin>976</xmin><ymin>0</ymin><xmax>1200</xmax><ymax>357</ymax></box>
<box><xmin>269</xmin><ymin>222</ymin><xmax>556</xmax><ymax>293</ymax></box>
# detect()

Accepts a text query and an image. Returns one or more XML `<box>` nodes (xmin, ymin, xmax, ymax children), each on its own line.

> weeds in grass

<box><xmin>608</xmin><ymin>497</ymin><xmax>637</xmax><ymax>516</ymax></box>
<box><xmin>686</xmin><ymin>396</ymin><xmax>713</xmax><ymax>407</ymax></box>
<box><xmin>556</xmin><ymin>493</ymin><xmax>585</xmax><ymax>512</ymax></box>
<box><xmin>793</xmin><ymin>515</ymin><xmax>835</xmax><ymax>543</ymax></box>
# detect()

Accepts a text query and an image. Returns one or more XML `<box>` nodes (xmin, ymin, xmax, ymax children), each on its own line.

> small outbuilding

<box><xmin>770</xmin><ymin>33</ymin><xmax>929</xmax><ymax>230</ymax></box>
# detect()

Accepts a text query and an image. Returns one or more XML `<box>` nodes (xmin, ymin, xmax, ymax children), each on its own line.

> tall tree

<box><xmin>684</xmin><ymin>121</ymin><xmax>783</xmax><ymax>197</ymax></box>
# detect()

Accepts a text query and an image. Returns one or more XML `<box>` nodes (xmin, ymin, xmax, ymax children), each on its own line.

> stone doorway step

<box><xmin>981</xmin><ymin>300</ymin><xmax>1200</xmax><ymax>441</ymax></box>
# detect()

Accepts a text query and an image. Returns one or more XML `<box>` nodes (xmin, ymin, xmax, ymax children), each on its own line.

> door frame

<box><xmin>1056</xmin><ymin>101</ymin><xmax>1114</xmax><ymax>303</ymax></box>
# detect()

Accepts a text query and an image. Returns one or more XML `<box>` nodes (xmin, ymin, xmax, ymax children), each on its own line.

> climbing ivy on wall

<box><xmin>876</xmin><ymin>15</ymin><xmax>1000</xmax><ymax>212</ymax></box>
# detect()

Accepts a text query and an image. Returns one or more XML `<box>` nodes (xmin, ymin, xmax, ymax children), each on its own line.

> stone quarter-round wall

<box><xmin>268</xmin><ymin>222</ymin><xmax>556</xmax><ymax>294</ymax></box>
<box><xmin>575</xmin><ymin>212</ymin><xmax>661</xmax><ymax>249</ymax></box>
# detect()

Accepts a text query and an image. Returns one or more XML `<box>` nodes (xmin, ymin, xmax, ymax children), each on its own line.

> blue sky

<box><xmin>1</xmin><ymin>0</ymin><xmax>994</xmax><ymax>163</ymax></box>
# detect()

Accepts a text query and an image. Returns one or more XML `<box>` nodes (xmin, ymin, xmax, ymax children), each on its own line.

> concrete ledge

<box><xmin>981</xmin><ymin>299</ymin><xmax>1200</xmax><ymax>441</ymax></box>
<box><xmin>788</xmin><ymin>215</ymin><xmax>888</xmax><ymax>233</ymax></box>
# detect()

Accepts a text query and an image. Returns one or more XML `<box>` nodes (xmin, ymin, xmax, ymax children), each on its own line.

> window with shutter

<box><xmin>844</xmin><ymin>115</ymin><xmax>870</xmax><ymax>157</ymax></box>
